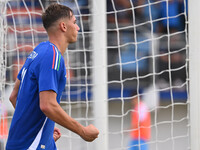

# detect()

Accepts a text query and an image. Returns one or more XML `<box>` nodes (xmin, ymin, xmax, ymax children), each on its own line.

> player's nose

<box><xmin>76</xmin><ymin>24</ymin><xmax>80</xmax><ymax>31</ymax></box>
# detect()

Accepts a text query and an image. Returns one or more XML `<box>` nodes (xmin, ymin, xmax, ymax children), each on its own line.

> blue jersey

<box><xmin>6</xmin><ymin>41</ymin><xmax>66</xmax><ymax>150</ymax></box>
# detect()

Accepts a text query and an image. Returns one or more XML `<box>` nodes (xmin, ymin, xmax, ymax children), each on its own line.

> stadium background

<box><xmin>2</xmin><ymin>0</ymin><xmax>188</xmax><ymax>150</ymax></box>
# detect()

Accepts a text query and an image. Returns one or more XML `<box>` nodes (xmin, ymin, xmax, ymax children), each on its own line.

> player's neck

<box><xmin>48</xmin><ymin>36</ymin><xmax>68</xmax><ymax>55</ymax></box>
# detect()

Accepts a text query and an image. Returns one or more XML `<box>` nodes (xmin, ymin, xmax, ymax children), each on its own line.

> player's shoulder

<box><xmin>34</xmin><ymin>41</ymin><xmax>52</xmax><ymax>54</ymax></box>
<box><xmin>50</xmin><ymin>44</ymin><xmax>65</xmax><ymax>71</ymax></box>
<box><xmin>34</xmin><ymin>41</ymin><xmax>65</xmax><ymax>70</ymax></box>
<box><xmin>33</xmin><ymin>41</ymin><xmax>58</xmax><ymax>61</ymax></box>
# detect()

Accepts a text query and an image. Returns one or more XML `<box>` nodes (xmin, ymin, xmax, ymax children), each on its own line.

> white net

<box><xmin>2</xmin><ymin>0</ymin><xmax>189</xmax><ymax>150</ymax></box>
<box><xmin>0</xmin><ymin>1</ymin><xmax>8</xmax><ymax>149</ymax></box>
<box><xmin>0</xmin><ymin>1</ymin><xmax>6</xmax><ymax>101</ymax></box>
<box><xmin>107</xmin><ymin>0</ymin><xmax>189</xmax><ymax>150</ymax></box>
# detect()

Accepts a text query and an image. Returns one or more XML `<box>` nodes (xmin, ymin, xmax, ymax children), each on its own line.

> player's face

<box><xmin>65</xmin><ymin>13</ymin><xmax>80</xmax><ymax>43</ymax></box>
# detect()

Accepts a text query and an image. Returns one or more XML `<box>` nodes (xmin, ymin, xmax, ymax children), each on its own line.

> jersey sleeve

<box><xmin>38</xmin><ymin>46</ymin><xmax>63</xmax><ymax>94</ymax></box>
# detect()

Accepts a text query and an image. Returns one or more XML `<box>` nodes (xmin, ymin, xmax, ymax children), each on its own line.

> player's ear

<box><xmin>60</xmin><ymin>22</ymin><xmax>67</xmax><ymax>32</ymax></box>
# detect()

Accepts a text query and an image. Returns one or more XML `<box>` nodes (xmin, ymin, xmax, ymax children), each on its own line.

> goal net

<box><xmin>1</xmin><ymin>0</ymin><xmax>190</xmax><ymax>150</ymax></box>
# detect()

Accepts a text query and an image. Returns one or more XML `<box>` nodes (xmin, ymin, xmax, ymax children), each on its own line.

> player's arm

<box><xmin>9</xmin><ymin>79</ymin><xmax>20</xmax><ymax>108</ymax></box>
<box><xmin>39</xmin><ymin>90</ymin><xmax>99</xmax><ymax>142</ymax></box>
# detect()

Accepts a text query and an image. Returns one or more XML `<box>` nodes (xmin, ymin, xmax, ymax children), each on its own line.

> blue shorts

<box><xmin>128</xmin><ymin>139</ymin><xmax>148</xmax><ymax>150</ymax></box>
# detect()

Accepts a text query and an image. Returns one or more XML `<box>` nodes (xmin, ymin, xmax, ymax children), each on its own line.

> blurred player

<box><xmin>128</xmin><ymin>91</ymin><xmax>151</xmax><ymax>150</ymax></box>
<box><xmin>6</xmin><ymin>3</ymin><xmax>99</xmax><ymax>150</ymax></box>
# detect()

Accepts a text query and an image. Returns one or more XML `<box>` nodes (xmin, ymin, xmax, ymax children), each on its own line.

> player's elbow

<box><xmin>9</xmin><ymin>94</ymin><xmax>14</xmax><ymax>103</ymax></box>
<box><xmin>9</xmin><ymin>93</ymin><xmax>16</xmax><ymax>104</ymax></box>
<box><xmin>39</xmin><ymin>90</ymin><xmax>58</xmax><ymax>115</ymax></box>
<box><xmin>40</xmin><ymin>103</ymin><xmax>51</xmax><ymax>114</ymax></box>
<box><xmin>40</xmin><ymin>99</ymin><xmax>57</xmax><ymax>115</ymax></box>
<box><xmin>9</xmin><ymin>94</ymin><xmax>17</xmax><ymax>108</ymax></box>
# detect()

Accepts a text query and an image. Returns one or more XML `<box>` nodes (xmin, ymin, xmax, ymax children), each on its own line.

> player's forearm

<box><xmin>39</xmin><ymin>91</ymin><xmax>98</xmax><ymax>140</ymax></box>
<box><xmin>41</xmin><ymin>102</ymin><xmax>84</xmax><ymax>137</ymax></box>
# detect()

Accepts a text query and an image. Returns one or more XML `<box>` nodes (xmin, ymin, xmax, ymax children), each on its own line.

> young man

<box><xmin>6</xmin><ymin>3</ymin><xmax>99</xmax><ymax>150</ymax></box>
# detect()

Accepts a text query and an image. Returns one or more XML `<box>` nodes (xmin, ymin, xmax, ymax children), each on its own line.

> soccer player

<box><xmin>6</xmin><ymin>3</ymin><xmax>99</xmax><ymax>150</ymax></box>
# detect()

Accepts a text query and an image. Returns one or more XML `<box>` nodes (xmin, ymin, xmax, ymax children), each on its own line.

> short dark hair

<box><xmin>42</xmin><ymin>3</ymin><xmax>73</xmax><ymax>30</ymax></box>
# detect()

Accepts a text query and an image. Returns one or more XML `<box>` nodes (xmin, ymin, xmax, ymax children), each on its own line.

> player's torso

<box><xmin>6</xmin><ymin>41</ymin><xmax>66</xmax><ymax>150</ymax></box>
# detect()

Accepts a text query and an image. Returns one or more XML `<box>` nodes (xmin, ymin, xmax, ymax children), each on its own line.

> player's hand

<box><xmin>81</xmin><ymin>124</ymin><xmax>99</xmax><ymax>142</ymax></box>
<box><xmin>53</xmin><ymin>127</ymin><xmax>61</xmax><ymax>142</ymax></box>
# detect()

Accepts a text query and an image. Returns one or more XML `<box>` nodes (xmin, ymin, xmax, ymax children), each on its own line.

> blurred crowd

<box><xmin>6</xmin><ymin>0</ymin><xmax>188</xmax><ymax>91</ymax></box>
<box><xmin>106</xmin><ymin>0</ymin><xmax>187</xmax><ymax>89</ymax></box>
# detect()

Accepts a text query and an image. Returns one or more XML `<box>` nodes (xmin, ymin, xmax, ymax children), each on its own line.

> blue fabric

<box><xmin>128</xmin><ymin>139</ymin><xmax>148</xmax><ymax>150</ymax></box>
<box><xmin>6</xmin><ymin>41</ymin><xmax>66</xmax><ymax>150</ymax></box>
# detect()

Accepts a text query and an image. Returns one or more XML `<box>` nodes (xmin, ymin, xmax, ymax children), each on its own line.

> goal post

<box><xmin>188</xmin><ymin>0</ymin><xmax>200</xmax><ymax>149</ymax></box>
<box><xmin>92</xmin><ymin>0</ymin><xmax>108</xmax><ymax>150</ymax></box>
